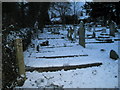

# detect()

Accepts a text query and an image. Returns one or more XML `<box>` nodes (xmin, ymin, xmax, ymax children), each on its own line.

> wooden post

<box><xmin>79</xmin><ymin>21</ymin><xmax>85</xmax><ymax>48</ymax></box>
<box><xmin>15</xmin><ymin>39</ymin><xmax>26</xmax><ymax>80</ymax></box>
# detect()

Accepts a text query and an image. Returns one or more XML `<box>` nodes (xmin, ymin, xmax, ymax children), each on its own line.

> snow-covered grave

<box><xmin>17</xmin><ymin>24</ymin><xmax>119</xmax><ymax>88</ymax></box>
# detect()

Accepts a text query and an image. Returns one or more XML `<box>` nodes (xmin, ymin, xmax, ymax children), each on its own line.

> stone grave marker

<box><xmin>109</xmin><ymin>21</ymin><xmax>115</xmax><ymax>37</ymax></box>
<box><xmin>93</xmin><ymin>25</ymin><xmax>96</xmax><ymax>32</ymax></box>
<box><xmin>14</xmin><ymin>39</ymin><xmax>26</xmax><ymax>85</ymax></box>
<box><xmin>79</xmin><ymin>21</ymin><xmax>85</xmax><ymax>48</ymax></box>
<box><xmin>92</xmin><ymin>31</ymin><xmax>96</xmax><ymax>38</ymax></box>
<box><xmin>69</xmin><ymin>27</ymin><xmax>74</xmax><ymax>41</ymax></box>
<box><xmin>53</xmin><ymin>27</ymin><xmax>60</xmax><ymax>34</ymax></box>
<box><xmin>74</xmin><ymin>26</ymin><xmax>77</xmax><ymax>39</ymax></box>
<box><xmin>87</xmin><ymin>23</ymin><xmax>91</xmax><ymax>32</ymax></box>
<box><xmin>110</xmin><ymin>50</ymin><xmax>119</xmax><ymax>60</ymax></box>
<box><xmin>67</xmin><ymin>28</ymin><xmax>70</xmax><ymax>38</ymax></box>
<box><xmin>53</xmin><ymin>27</ymin><xmax>55</xmax><ymax>33</ymax></box>
<box><xmin>102</xmin><ymin>29</ymin><xmax>106</xmax><ymax>33</ymax></box>
<box><xmin>101</xmin><ymin>27</ymin><xmax>107</xmax><ymax>33</ymax></box>
<box><xmin>87</xmin><ymin>24</ymin><xmax>90</xmax><ymax>31</ymax></box>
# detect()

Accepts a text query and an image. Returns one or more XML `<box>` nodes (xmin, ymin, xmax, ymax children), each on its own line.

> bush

<box><xmin>2</xmin><ymin>27</ymin><xmax>36</xmax><ymax>89</ymax></box>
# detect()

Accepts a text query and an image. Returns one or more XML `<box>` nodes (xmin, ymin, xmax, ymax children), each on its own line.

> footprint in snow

<box><xmin>92</xmin><ymin>70</ymin><xmax>97</xmax><ymax>75</ymax></box>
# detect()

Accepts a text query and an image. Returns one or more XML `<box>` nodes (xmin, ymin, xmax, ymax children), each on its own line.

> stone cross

<box><xmin>79</xmin><ymin>21</ymin><xmax>85</xmax><ymax>48</ymax></box>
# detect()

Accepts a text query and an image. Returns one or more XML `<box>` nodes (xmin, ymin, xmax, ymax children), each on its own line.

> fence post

<box><xmin>15</xmin><ymin>38</ymin><xmax>26</xmax><ymax>84</ymax></box>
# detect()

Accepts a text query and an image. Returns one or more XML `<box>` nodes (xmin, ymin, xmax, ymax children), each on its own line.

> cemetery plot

<box><xmin>24</xmin><ymin>24</ymin><xmax>119</xmax><ymax>69</ymax></box>
<box><xmin>35</xmin><ymin>54</ymin><xmax>88</xmax><ymax>59</ymax></box>
<box><xmin>26</xmin><ymin>62</ymin><xmax>102</xmax><ymax>72</ymax></box>
<box><xmin>21</xmin><ymin>24</ymin><xmax>119</xmax><ymax>88</ymax></box>
<box><xmin>3</xmin><ymin>2</ymin><xmax>120</xmax><ymax>89</ymax></box>
<box><xmin>24</xmin><ymin>26</ymin><xmax>104</xmax><ymax>68</ymax></box>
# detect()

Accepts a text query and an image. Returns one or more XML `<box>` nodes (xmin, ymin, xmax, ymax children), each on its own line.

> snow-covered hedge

<box><xmin>2</xmin><ymin>27</ymin><xmax>36</xmax><ymax>89</ymax></box>
<box><xmin>4</xmin><ymin>28</ymin><xmax>36</xmax><ymax>51</ymax></box>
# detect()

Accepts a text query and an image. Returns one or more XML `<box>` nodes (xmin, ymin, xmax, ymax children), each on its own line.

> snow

<box><xmin>51</xmin><ymin>17</ymin><xmax>61</xmax><ymax>22</ymax></box>
<box><xmin>16</xmin><ymin>24</ymin><xmax>119</xmax><ymax>88</ymax></box>
<box><xmin>78</xmin><ymin>16</ymin><xmax>90</xmax><ymax>20</ymax></box>
<box><xmin>17</xmin><ymin>61</ymin><xmax>118</xmax><ymax>88</ymax></box>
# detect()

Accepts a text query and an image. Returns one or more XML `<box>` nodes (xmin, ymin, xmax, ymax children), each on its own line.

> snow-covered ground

<box><xmin>17</xmin><ymin>25</ymin><xmax>119</xmax><ymax>88</ymax></box>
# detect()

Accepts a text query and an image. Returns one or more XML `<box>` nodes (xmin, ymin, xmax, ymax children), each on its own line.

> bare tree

<box><xmin>49</xmin><ymin>2</ymin><xmax>71</xmax><ymax>25</ymax></box>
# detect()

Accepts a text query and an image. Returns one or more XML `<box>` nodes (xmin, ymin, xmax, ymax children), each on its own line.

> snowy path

<box><xmin>20</xmin><ymin>26</ymin><xmax>119</xmax><ymax>88</ymax></box>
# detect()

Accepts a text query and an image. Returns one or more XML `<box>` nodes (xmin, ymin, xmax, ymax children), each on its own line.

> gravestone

<box><xmin>34</xmin><ymin>21</ymin><xmax>38</xmax><ymax>29</ymax></box>
<box><xmin>36</xmin><ymin>45</ymin><xmax>40</xmax><ymax>52</ymax></box>
<box><xmin>74</xmin><ymin>26</ymin><xmax>77</xmax><ymax>39</ymax></box>
<box><xmin>14</xmin><ymin>39</ymin><xmax>26</xmax><ymax>85</ymax></box>
<box><xmin>69</xmin><ymin>27</ymin><xmax>74</xmax><ymax>41</ymax></box>
<box><xmin>79</xmin><ymin>21</ymin><xmax>85</xmax><ymax>48</ymax></box>
<box><xmin>34</xmin><ymin>39</ymin><xmax>39</xmax><ymax>52</ymax></box>
<box><xmin>87</xmin><ymin>24</ymin><xmax>91</xmax><ymax>32</ymax></box>
<box><xmin>53</xmin><ymin>28</ymin><xmax>55</xmax><ymax>33</ymax></box>
<box><xmin>102</xmin><ymin>29</ymin><xmax>106</xmax><ymax>33</ymax></box>
<box><xmin>54</xmin><ymin>27</ymin><xmax>60</xmax><ymax>34</ymax></box>
<box><xmin>93</xmin><ymin>25</ymin><xmax>96</xmax><ymax>32</ymax></box>
<box><xmin>109</xmin><ymin>21</ymin><xmax>115</xmax><ymax>37</ymax></box>
<box><xmin>57</xmin><ymin>27</ymin><xmax>60</xmax><ymax>33</ymax></box>
<box><xmin>110</xmin><ymin>50</ymin><xmax>119</xmax><ymax>60</ymax></box>
<box><xmin>67</xmin><ymin>28</ymin><xmax>70</xmax><ymax>38</ymax></box>
<box><xmin>92</xmin><ymin>31</ymin><xmax>96</xmax><ymax>38</ymax></box>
